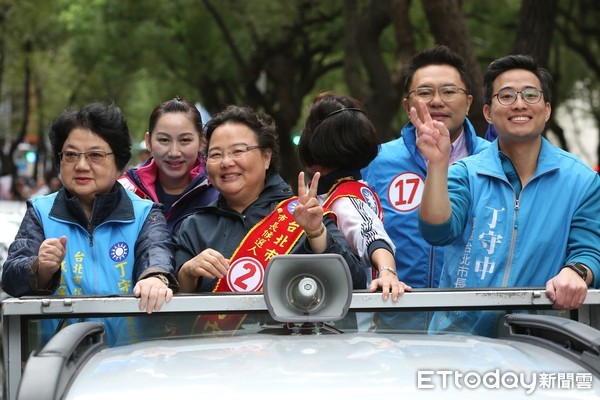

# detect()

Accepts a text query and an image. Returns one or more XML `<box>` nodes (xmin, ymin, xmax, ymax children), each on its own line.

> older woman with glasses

<box><xmin>2</xmin><ymin>102</ymin><xmax>177</xmax><ymax>346</ymax></box>
<box><xmin>174</xmin><ymin>105</ymin><xmax>365</xmax><ymax>297</ymax></box>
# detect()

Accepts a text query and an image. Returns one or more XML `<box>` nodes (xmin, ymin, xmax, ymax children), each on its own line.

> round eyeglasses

<box><xmin>492</xmin><ymin>87</ymin><xmax>543</xmax><ymax>106</ymax></box>
<box><xmin>206</xmin><ymin>145</ymin><xmax>262</xmax><ymax>164</ymax></box>
<box><xmin>407</xmin><ymin>86</ymin><xmax>468</xmax><ymax>102</ymax></box>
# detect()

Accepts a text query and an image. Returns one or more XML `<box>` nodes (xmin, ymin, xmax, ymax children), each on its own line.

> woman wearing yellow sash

<box><xmin>174</xmin><ymin>105</ymin><xmax>365</xmax><ymax>294</ymax></box>
<box><xmin>298</xmin><ymin>91</ymin><xmax>412</xmax><ymax>304</ymax></box>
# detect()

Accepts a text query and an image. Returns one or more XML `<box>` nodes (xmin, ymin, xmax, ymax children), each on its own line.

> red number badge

<box><xmin>227</xmin><ymin>257</ymin><xmax>265</xmax><ymax>292</ymax></box>
<box><xmin>387</xmin><ymin>172</ymin><xmax>424</xmax><ymax>212</ymax></box>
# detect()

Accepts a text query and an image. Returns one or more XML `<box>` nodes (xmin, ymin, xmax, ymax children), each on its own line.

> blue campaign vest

<box><xmin>31</xmin><ymin>191</ymin><xmax>154</xmax><ymax>346</ymax></box>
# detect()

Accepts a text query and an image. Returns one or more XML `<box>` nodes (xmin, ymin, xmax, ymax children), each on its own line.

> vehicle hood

<box><xmin>64</xmin><ymin>332</ymin><xmax>599</xmax><ymax>399</ymax></box>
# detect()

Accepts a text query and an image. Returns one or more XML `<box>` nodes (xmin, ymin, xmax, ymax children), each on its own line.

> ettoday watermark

<box><xmin>417</xmin><ymin>369</ymin><xmax>593</xmax><ymax>394</ymax></box>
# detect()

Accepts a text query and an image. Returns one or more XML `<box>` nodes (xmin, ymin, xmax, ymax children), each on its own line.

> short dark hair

<box><xmin>204</xmin><ymin>105</ymin><xmax>280</xmax><ymax>176</ymax></box>
<box><xmin>298</xmin><ymin>91</ymin><xmax>378</xmax><ymax>170</ymax></box>
<box><xmin>483</xmin><ymin>54</ymin><xmax>553</xmax><ymax>105</ymax></box>
<box><xmin>148</xmin><ymin>97</ymin><xmax>203</xmax><ymax>137</ymax></box>
<box><xmin>404</xmin><ymin>45</ymin><xmax>472</xmax><ymax>95</ymax></box>
<box><xmin>49</xmin><ymin>102</ymin><xmax>131</xmax><ymax>170</ymax></box>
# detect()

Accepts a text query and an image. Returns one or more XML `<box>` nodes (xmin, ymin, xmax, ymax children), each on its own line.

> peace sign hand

<box><xmin>411</xmin><ymin>101</ymin><xmax>451</xmax><ymax>166</ymax></box>
<box><xmin>293</xmin><ymin>171</ymin><xmax>324</xmax><ymax>233</ymax></box>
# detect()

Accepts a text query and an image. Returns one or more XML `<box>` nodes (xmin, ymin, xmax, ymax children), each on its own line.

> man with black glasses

<box><xmin>361</xmin><ymin>45</ymin><xmax>489</xmax><ymax>330</ymax></box>
<box><xmin>415</xmin><ymin>54</ymin><xmax>600</xmax><ymax>337</ymax></box>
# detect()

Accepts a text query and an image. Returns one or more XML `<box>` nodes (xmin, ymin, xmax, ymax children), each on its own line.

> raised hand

<box><xmin>411</xmin><ymin>101</ymin><xmax>451</xmax><ymax>166</ymax></box>
<box><xmin>37</xmin><ymin>236</ymin><xmax>67</xmax><ymax>281</ymax></box>
<box><xmin>293</xmin><ymin>171</ymin><xmax>324</xmax><ymax>233</ymax></box>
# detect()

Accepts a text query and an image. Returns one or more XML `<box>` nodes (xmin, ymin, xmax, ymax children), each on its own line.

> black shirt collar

<box><xmin>316</xmin><ymin>168</ymin><xmax>362</xmax><ymax>195</ymax></box>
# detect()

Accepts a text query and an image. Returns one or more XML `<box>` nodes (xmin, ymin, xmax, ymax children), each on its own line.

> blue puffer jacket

<box><xmin>423</xmin><ymin>138</ymin><xmax>600</xmax><ymax>336</ymax></box>
<box><xmin>361</xmin><ymin>118</ymin><xmax>489</xmax><ymax>288</ymax></box>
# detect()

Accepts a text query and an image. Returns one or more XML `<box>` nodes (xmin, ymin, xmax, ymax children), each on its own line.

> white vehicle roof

<box><xmin>5</xmin><ymin>288</ymin><xmax>600</xmax><ymax>400</ymax></box>
<box><xmin>63</xmin><ymin>332</ymin><xmax>597</xmax><ymax>400</ymax></box>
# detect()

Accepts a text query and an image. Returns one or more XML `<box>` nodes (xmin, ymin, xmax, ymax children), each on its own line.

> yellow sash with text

<box><xmin>194</xmin><ymin>197</ymin><xmax>304</xmax><ymax>333</ymax></box>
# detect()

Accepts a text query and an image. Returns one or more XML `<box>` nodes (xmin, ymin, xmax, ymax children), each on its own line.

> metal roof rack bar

<box><xmin>4</xmin><ymin>289</ymin><xmax>599</xmax><ymax>316</ymax></box>
<box><xmin>500</xmin><ymin>313</ymin><xmax>600</xmax><ymax>376</ymax></box>
<box><xmin>15</xmin><ymin>322</ymin><xmax>106</xmax><ymax>400</ymax></box>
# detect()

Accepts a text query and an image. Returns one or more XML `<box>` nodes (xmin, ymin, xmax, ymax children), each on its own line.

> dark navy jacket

<box><xmin>174</xmin><ymin>173</ymin><xmax>366</xmax><ymax>291</ymax></box>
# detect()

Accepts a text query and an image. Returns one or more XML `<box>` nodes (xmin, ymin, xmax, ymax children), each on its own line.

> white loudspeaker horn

<box><xmin>263</xmin><ymin>254</ymin><xmax>352</xmax><ymax>323</ymax></box>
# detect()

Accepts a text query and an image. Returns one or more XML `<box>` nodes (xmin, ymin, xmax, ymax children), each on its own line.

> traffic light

<box><xmin>292</xmin><ymin>134</ymin><xmax>301</xmax><ymax>146</ymax></box>
<box><xmin>25</xmin><ymin>151</ymin><xmax>37</xmax><ymax>163</ymax></box>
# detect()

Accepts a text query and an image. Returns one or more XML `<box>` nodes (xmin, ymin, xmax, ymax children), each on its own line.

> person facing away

<box><xmin>119</xmin><ymin>97</ymin><xmax>218</xmax><ymax>233</ymax></box>
<box><xmin>361</xmin><ymin>45</ymin><xmax>490</xmax><ymax>292</ymax></box>
<box><xmin>174</xmin><ymin>105</ymin><xmax>366</xmax><ymax>298</ymax></box>
<box><xmin>298</xmin><ymin>91</ymin><xmax>412</xmax><ymax>303</ymax></box>
<box><xmin>1</xmin><ymin>102</ymin><xmax>177</xmax><ymax>346</ymax></box>
<box><xmin>415</xmin><ymin>54</ymin><xmax>600</xmax><ymax>337</ymax></box>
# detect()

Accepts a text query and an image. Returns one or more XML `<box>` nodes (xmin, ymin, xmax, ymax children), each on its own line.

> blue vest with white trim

<box><xmin>31</xmin><ymin>191</ymin><xmax>153</xmax><ymax>296</ymax></box>
<box><xmin>31</xmin><ymin>190</ymin><xmax>154</xmax><ymax>346</ymax></box>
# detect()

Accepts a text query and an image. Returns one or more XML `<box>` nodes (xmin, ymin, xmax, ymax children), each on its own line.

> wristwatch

<box><xmin>152</xmin><ymin>274</ymin><xmax>170</xmax><ymax>286</ymax></box>
<box><xmin>562</xmin><ymin>262</ymin><xmax>588</xmax><ymax>281</ymax></box>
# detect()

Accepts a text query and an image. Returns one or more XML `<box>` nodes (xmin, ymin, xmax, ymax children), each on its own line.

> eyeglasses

<box><xmin>407</xmin><ymin>86</ymin><xmax>468</xmax><ymax>102</ymax></box>
<box><xmin>492</xmin><ymin>87</ymin><xmax>543</xmax><ymax>106</ymax></box>
<box><xmin>59</xmin><ymin>151</ymin><xmax>114</xmax><ymax>164</ymax></box>
<box><xmin>205</xmin><ymin>145</ymin><xmax>262</xmax><ymax>164</ymax></box>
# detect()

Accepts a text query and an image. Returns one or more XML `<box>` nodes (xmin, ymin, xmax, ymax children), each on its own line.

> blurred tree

<box><xmin>513</xmin><ymin>0</ymin><xmax>568</xmax><ymax>149</ymax></box>
<box><xmin>58</xmin><ymin>0</ymin><xmax>346</xmax><ymax>184</ymax></box>
<box><xmin>514</xmin><ymin>0</ymin><xmax>557</xmax><ymax>66</ymax></box>
<box><xmin>343</xmin><ymin>0</ymin><xmax>414</xmax><ymax>142</ymax></box>
<box><xmin>1</xmin><ymin>0</ymin><xmax>598</xmax><ymax>186</ymax></box>
<box><xmin>200</xmin><ymin>0</ymin><xmax>345</xmax><ymax>184</ymax></box>
<box><xmin>422</xmin><ymin>0</ymin><xmax>486</xmax><ymax>135</ymax></box>
<box><xmin>0</xmin><ymin>0</ymin><xmax>67</xmax><ymax>179</ymax></box>
<box><xmin>554</xmin><ymin>0</ymin><xmax>600</xmax><ymax>163</ymax></box>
